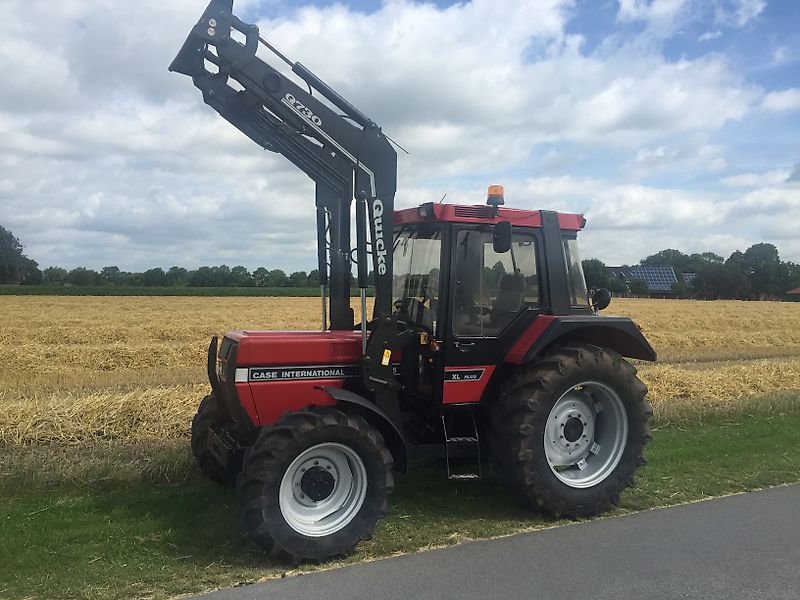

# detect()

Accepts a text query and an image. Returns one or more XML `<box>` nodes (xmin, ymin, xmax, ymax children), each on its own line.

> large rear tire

<box><xmin>490</xmin><ymin>344</ymin><xmax>652</xmax><ymax>517</ymax></box>
<box><xmin>190</xmin><ymin>394</ymin><xmax>231</xmax><ymax>485</ymax></box>
<box><xmin>237</xmin><ymin>407</ymin><xmax>394</xmax><ymax>561</ymax></box>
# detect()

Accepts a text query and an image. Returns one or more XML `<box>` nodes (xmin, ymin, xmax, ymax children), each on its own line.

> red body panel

<box><xmin>442</xmin><ymin>365</ymin><xmax>496</xmax><ymax>404</ymax></box>
<box><xmin>229</xmin><ymin>330</ymin><xmax>362</xmax><ymax>426</ymax></box>
<box><xmin>248</xmin><ymin>381</ymin><xmax>339</xmax><ymax>425</ymax></box>
<box><xmin>235</xmin><ymin>382</ymin><xmax>261</xmax><ymax>424</ymax></box>
<box><xmin>505</xmin><ymin>315</ymin><xmax>556</xmax><ymax>364</ymax></box>
<box><xmin>228</xmin><ymin>330</ymin><xmax>362</xmax><ymax>366</ymax></box>
<box><xmin>394</xmin><ymin>204</ymin><xmax>585</xmax><ymax>231</ymax></box>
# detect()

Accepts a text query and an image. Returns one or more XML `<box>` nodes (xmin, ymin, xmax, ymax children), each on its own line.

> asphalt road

<box><xmin>197</xmin><ymin>484</ymin><xmax>800</xmax><ymax>600</ymax></box>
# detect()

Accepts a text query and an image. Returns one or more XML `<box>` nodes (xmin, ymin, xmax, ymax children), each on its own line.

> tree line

<box><xmin>0</xmin><ymin>225</ymin><xmax>322</xmax><ymax>288</ymax></box>
<box><xmin>582</xmin><ymin>244</ymin><xmax>800</xmax><ymax>300</ymax></box>
<box><xmin>38</xmin><ymin>265</ymin><xmax>323</xmax><ymax>288</ymax></box>
<box><xmin>3</xmin><ymin>224</ymin><xmax>799</xmax><ymax>298</ymax></box>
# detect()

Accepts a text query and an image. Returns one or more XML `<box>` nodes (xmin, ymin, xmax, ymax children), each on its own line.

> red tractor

<box><xmin>172</xmin><ymin>0</ymin><xmax>655</xmax><ymax>561</ymax></box>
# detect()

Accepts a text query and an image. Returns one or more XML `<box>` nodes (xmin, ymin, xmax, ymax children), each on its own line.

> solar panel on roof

<box><xmin>627</xmin><ymin>266</ymin><xmax>677</xmax><ymax>291</ymax></box>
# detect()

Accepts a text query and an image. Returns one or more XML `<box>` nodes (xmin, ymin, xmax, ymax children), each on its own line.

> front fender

<box><xmin>320</xmin><ymin>386</ymin><xmax>408</xmax><ymax>473</ymax></box>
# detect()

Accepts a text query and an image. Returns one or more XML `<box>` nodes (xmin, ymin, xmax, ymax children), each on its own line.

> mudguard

<box><xmin>506</xmin><ymin>315</ymin><xmax>657</xmax><ymax>364</ymax></box>
<box><xmin>321</xmin><ymin>386</ymin><xmax>408</xmax><ymax>473</ymax></box>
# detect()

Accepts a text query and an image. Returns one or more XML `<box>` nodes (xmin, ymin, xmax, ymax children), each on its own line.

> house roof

<box><xmin>787</xmin><ymin>287</ymin><xmax>800</xmax><ymax>295</ymax></box>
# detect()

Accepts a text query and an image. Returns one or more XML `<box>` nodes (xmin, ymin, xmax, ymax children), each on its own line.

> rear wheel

<box><xmin>490</xmin><ymin>344</ymin><xmax>652</xmax><ymax>517</ymax></box>
<box><xmin>237</xmin><ymin>407</ymin><xmax>394</xmax><ymax>561</ymax></box>
<box><xmin>190</xmin><ymin>394</ymin><xmax>231</xmax><ymax>484</ymax></box>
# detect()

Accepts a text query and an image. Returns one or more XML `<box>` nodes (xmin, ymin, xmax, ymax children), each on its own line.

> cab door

<box><xmin>440</xmin><ymin>225</ymin><xmax>541</xmax><ymax>405</ymax></box>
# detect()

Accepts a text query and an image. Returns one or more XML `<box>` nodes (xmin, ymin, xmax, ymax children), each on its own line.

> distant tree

<box><xmin>231</xmin><ymin>265</ymin><xmax>253</xmax><ymax>287</ymax></box>
<box><xmin>216</xmin><ymin>265</ymin><xmax>233</xmax><ymax>286</ymax></box>
<box><xmin>68</xmin><ymin>267</ymin><xmax>101</xmax><ymax>286</ymax></box>
<box><xmin>266</xmin><ymin>269</ymin><xmax>287</xmax><ymax>287</ymax></box>
<box><xmin>641</xmin><ymin>249</ymin><xmax>692</xmax><ymax>271</ymax></box>
<box><xmin>778</xmin><ymin>261</ymin><xmax>800</xmax><ymax>294</ymax></box>
<box><xmin>142</xmin><ymin>267</ymin><xmax>167</xmax><ymax>286</ymax></box>
<box><xmin>166</xmin><ymin>266</ymin><xmax>188</xmax><ymax>286</ymax></box>
<box><xmin>0</xmin><ymin>225</ymin><xmax>41</xmax><ymax>284</ymax></box>
<box><xmin>114</xmin><ymin>271</ymin><xmax>139</xmax><ymax>286</ymax></box>
<box><xmin>252</xmin><ymin>267</ymin><xmax>270</xmax><ymax>287</ymax></box>
<box><xmin>42</xmin><ymin>266</ymin><xmax>69</xmax><ymax>285</ymax></box>
<box><xmin>742</xmin><ymin>243</ymin><xmax>781</xmax><ymax>298</ymax></box>
<box><xmin>100</xmin><ymin>266</ymin><xmax>122</xmax><ymax>285</ymax></box>
<box><xmin>189</xmin><ymin>266</ymin><xmax>218</xmax><ymax>286</ymax></box>
<box><xmin>288</xmin><ymin>270</ymin><xmax>309</xmax><ymax>287</ymax></box>
<box><xmin>307</xmin><ymin>269</ymin><xmax>321</xmax><ymax>286</ymax></box>
<box><xmin>582</xmin><ymin>258</ymin><xmax>613</xmax><ymax>290</ymax></box>
<box><xmin>671</xmin><ymin>278</ymin><xmax>689</xmax><ymax>299</ymax></box>
<box><xmin>697</xmin><ymin>252</ymin><xmax>724</xmax><ymax>264</ymax></box>
<box><xmin>628</xmin><ymin>279</ymin><xmax>650</xmax><ymax>296</ymax></box>
<box><xmin>691</xmin><ymin>262</ymin><xmax>749</xmax><ymax>299</ymax></box>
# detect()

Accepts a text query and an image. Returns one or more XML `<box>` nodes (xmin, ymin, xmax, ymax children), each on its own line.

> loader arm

<box><xmin>169</xmin><ymin>0</ymin><xmax>397</xmax><ymax>329</ymax></box>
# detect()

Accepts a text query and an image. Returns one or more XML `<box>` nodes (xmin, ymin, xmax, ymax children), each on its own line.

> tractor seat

<box><xmin>493</xmin><ymin>274</ymin><xmax>524</xmax><ymax>313</ymax></box>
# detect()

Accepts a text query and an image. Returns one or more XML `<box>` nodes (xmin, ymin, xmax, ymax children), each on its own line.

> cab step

<box><xmin>441</xmin><ymin>413</ymin><xmax>481</xmax><ymax>481</ymax></box>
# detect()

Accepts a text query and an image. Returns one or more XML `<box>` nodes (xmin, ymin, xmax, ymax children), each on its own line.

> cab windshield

<box><xmin>392</xmin><ymin>228</ymin><xmax>441</xmax><ymax>333</ymax></box>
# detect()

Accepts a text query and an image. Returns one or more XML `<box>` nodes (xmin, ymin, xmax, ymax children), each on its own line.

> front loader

<box><xmin>171</xmin><ymin>0</ymin><xmax>656</xmax><ymax>561</ymax></box>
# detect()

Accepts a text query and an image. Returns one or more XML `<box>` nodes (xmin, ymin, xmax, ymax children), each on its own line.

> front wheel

<box><xmin>490</xmin><ymin>344</ymin><xmax>652</xmax><ymax>517</ymax></box>
<box><xmin>191</xmin><ymin>394</ymin><xmax>231</xmax><ymax>484</ymax></box>
<box><xmin>237</xmin><ymin>407</ymin><xmax>394</xmax><ymax>561</ymax></box>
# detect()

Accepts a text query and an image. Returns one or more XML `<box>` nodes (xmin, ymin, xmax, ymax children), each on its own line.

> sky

<box><xmin>1</xmin><ymin>0</ymin><xmax>799</xmax><ymax>273</ymax></box>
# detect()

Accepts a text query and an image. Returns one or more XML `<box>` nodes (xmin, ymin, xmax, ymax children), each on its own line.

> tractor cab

<box><xmin>389</xmin><ymin>189</ymin><xmax>591</xmax><ymax>407</ymax></box>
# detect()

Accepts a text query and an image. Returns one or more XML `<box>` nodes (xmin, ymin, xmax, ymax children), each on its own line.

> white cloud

<box><xmin>698</xmin><ymin>30</ymin><xmax>723</xmax><ymax>42</ymax></box>
<box><xmin>715</xmin><ymin>0</ymin><xmax>766</xmax><ymax>28</ymax></box>
<box><xmin>762</xmin><ymin>89</ymin><xmax>800</xmax><ymax>112</ymax></box>
<box><xmin>627</xmin><ymin>142</ymin><xmax>728</xmax><ymax>177</ymax></box>
<box><xmin>721</xmin><ymin>170</ymin><xmax>793</xmax><ymax>188</ymax></box>
<box><xmin>773</xmin><ymin>45</ymin><xmax>790</xmax><ymax>65</ymax></box>
<box><xmin>617</xmin><ymin>0</ymin><xmax>691</xmax><ymax>35</ymax></box>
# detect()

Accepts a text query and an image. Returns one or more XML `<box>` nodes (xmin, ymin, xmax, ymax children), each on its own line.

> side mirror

<box><xmin>590</xmin><ymin>288</ymin><xmax>612</xmax><ymax>312</ymax></box>
<box><xmin>493</xmin><ymin>221</ymin><xmax>512</xmax><ymax>254</ymax></box>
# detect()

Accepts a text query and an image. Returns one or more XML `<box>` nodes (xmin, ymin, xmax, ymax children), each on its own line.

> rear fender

<box><xmin>321</xmin><ymin>386</ymin><xmax>408</xmax><ymax>473</ymax></box>
<box><xmin>506</xmin><ymin>316</ymin><xmax>657</xmax><ymax>364</ymax></box>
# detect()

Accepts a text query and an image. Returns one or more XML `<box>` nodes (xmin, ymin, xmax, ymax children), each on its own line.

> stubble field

<box><xmin>2</xmin><ymin>296</ymin><xmax>799</xmax><ymax>447</ymax></box>
<box><xmin>2</xmin><ymin>295</ymin><xmax>800</xmax><ymax>600</ymax></box>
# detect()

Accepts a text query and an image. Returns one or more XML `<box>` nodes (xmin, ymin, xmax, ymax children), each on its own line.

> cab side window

<box><xmin>453</xmin><ymin>229</ymin><xmax>539</xmax><ymax>337</ymax></box>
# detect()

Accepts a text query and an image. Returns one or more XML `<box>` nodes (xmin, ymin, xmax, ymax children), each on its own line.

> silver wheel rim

<box><xmin>279</xmin><ymin>442</ymin><xmax>368</xmax><ymax>537</ymax></box>
<box><xmin>544</xmin><ymin>381</ymin><xmax>628</xmax><ymax>489</ymax></box>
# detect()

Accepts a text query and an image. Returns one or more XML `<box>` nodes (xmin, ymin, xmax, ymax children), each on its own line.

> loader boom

<box><xmin>170</xmin><ymin>0</ymin><xmax>397</xmax><ymax>330</ymax></box>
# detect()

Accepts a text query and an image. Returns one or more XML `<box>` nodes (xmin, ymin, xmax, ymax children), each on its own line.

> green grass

<box><xmin>2</xmin><ymin>409</ymin><xmax>800</xmax><ymax>600</ymax></box>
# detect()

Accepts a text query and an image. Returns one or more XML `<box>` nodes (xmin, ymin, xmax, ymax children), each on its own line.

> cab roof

<box><xmin>393</xmin><ymin>203</ymin><xmax>586</xmax><ymax>231</ymax></box>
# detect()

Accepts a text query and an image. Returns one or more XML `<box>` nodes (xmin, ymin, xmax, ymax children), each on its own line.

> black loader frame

<box><xmin>170</xmin><ymin>0</ymin><xmax>406</xmax><ymax>395</ymax></box>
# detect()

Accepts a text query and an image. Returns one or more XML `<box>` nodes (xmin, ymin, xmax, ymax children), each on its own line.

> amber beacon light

<box><xmin>486</xmin><ymin>184</ymin><xmax>505</xmax><ymax>207</ymax></box>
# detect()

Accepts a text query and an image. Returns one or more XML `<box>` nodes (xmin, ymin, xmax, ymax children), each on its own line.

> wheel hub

<box><xmin>544</xmin><ymin>382</ymin><xmax>628</xmax><ymax>489</ymax></box>
<box><xmin>563</xmin><ymin>417</ymin><xmax>584</xmax><ymax>442</ymax></box>
<box><xmin>300</xmin><ymin>466</ymin><xmax>336</xmax><ymax>502</ymax></box>
<box><xmin>546</xmin><ymin>395</ymin><xmax>595</xmax><ymax>462</ymax></box>
<box><xmin>279</xmin><ymin>443</ymin><xmax>368</xmax><ymax>537</ymax></box>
